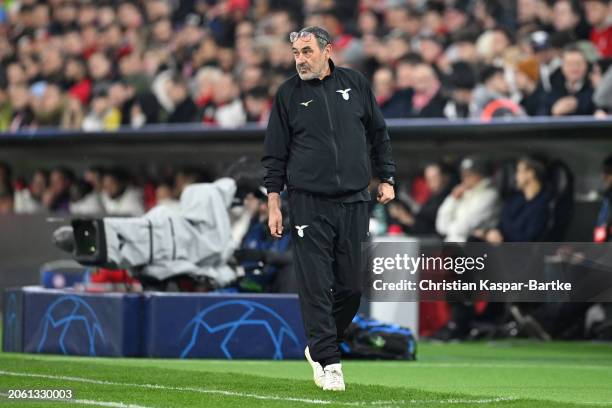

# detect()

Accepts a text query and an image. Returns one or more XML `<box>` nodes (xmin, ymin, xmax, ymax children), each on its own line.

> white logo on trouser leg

<box><xmin>295</xmin><ymin>225</ymin><xmax>309</xmax><ymax>238</ymax></box>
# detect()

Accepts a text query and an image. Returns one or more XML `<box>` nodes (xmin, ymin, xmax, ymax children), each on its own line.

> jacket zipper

<box><xmin>321</xmin><ymin>86</ymin><xmax>341</xmax><ymax>187</ymax></box>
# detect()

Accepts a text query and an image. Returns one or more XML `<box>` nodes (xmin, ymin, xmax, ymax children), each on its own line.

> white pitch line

<box><xmin>0</xmin><ymin>392</ymin><xmax>155</xmax><ymax>408</ymax></box>
<box><xmin>4</xmin><ymin>369</ymin><xmax>609</xmax><ymax>406</ymax></box>
<box><xmin>368</xmin><ymin>397</ymin><xmax>518</xmax><ymax>405</ymax></box>
<box><xmin>0</xmin><ymin>370</ymin><xmax>343</xmax><ymax>406</ymax></box>
<box><xmin>351</xmin><ymin>361</ymin><xmax>612</xmax><ymax>371</ymax></box>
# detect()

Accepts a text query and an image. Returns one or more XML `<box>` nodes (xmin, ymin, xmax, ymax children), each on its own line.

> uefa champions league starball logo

<box><xmin>35</xmin><ymin>295</ymin><xmax>106</xmax><ymax>356</ymax></box>
<box><xmin>179</xmin><ymin>300</ymin><xmax>301</xmax><ymax>359</ymax></box>
<box><xmin>4</xmin><ymin>294</ymin><xmax>18</xmax><ymax>350</ymax></box>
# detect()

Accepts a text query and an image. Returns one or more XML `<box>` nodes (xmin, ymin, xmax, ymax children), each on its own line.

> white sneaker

<box><xmin>304</xmin><ymin>347</ymin><xmax>324</xmax><ymax>388</ymax></box>
<box><xmin>323</xmin><ymin>363</ymin><xmax>345</xmax><ymax>391</ymax></box>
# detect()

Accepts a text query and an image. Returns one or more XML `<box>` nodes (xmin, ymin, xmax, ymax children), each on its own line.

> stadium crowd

<box><xmin>0</xmin><ymin>0</ymin><xmax>612</xmax><ymax>132</ymax></box>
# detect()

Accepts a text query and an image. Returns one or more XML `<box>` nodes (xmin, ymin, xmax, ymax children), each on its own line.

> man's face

<box><xmin>373</xmin><ymin>69</ymin><xmax>394</xmax><ymax>99</ymax></box>
<box><xmin>452</xmin><ymin>88</ymin><xmax>473</xmax><ymax>105</ymax></box>
<box><xmin>518</xmin><ymin>0</ymin><xmax>538</xmax><ymax>23</ymax></box>
<box><xmin>292</xmin><ymin>35</ymin><xmax>330</xmax><ymax>81</ymax></box>
<box><xmin>553</xmin><ymin>0</ymin><xmax>579</xmax><ymax>31</ymax></box>
<box><xmin>487</xmin><ymin>72</ymin><xmax>509</xmax><ymax>96</ymax></box>
<box><xmin>102</xmin><ymin>175</ymin><xmax>120</xmax><ymax>198</ymax></box>
<box><xmin>603</xmin><ymin>172</ymin><xmax>612</xmax><ymax>191</ymax></box>
<box><xmin>584</xmin><ymin>0</ymin><xmax>608</xmax><ymax>26</ymax></box>
<box><xmin>50</xmin><ymin>171</ymin><xmax>68</xmax><ymax>193</ymax></box>
<box><xmin>0</xmin><ymin>196</ymin><xmax>13</xmax><ymax>214</ymax></box>
<box><xmin>461</xmin><ymin>170</ymin><xmax>481</xmax><ymax>189</ymax></box>
<box><xmin>515</xmin><ymin>161</ymin><xmax>534</xmax><ymax>189</ymax></box>
<box><xmin>562</xmin><ymin>51</ymin><xmax>587</xmax><ymax>83</ymax></box>
<box><xmin>413</xmin><ymin>64</ymin><xmax>438</xmax><ymax>94</ymax></box>
<box><xmin>396</xmin><ymin>63</ymin><xmax>416</xmax><ymax>89</ymax></box>
<box><xmin>31</xmin><ymin>171</ymin><xmax>47</xmax><ymax>196</ymax></box>
<box><xmin>425</xmin><ymin>165</ymin><xmax>447</xmax><ymax>194</ymax></box>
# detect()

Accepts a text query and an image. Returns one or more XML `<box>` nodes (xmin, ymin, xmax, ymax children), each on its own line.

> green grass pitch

<box><xmin>1</xmin><ymin>341</ymin><xmax>612</xmax><ymax>407</ymax></box>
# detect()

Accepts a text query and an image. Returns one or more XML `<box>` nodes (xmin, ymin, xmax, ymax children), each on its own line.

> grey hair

<box><xmin>299</xmin><ymin>26</ymin><xmax>331</xmax><ymax>50</ymax></box>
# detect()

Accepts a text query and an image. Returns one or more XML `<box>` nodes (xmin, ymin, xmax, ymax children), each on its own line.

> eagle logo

<box><xmin>336</xmin><ymin>89</ymin><xmax>351</xmax><ymax>100</ymax></box>
<box><xmin>295</xmin><ymin>225</ymin><xmax>309</xmax><ymax>238</ymax></box>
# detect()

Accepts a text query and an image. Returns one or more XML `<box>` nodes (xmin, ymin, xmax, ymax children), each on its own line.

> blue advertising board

<box><xmin>144</xmin><ymin>293</ymin><xmax>307</xmax><ymax>359</ymax></box>
<box><xmin>2</xmin><ymin>288</ymin><xmax>24</xmax><ymax>352</ymax></box>
<box><xmin>20</xmin><ymin>287</ymin><xmax>143</xmax><ymax>357</ymax></box>
<box><xmin>3</xmin><ymin>288</ymin><xmax>306</xmax><ymax>360</ymax></box>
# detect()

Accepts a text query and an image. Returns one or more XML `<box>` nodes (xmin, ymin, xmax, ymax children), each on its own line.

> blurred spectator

<box><xmin>584</xmin><ymin>0</ymin><xmax>612</xmax><ymax>58</ymax></box>
<box><xmin>174</xmin><ymin>166</ymin><xmax>214</xmax><ymax>197</ymax></box>
<box><xmin>0</xmin><ymin>186</ymin><xmax>13</xmax><ymax>214</ymax></box>
<box><xmin>553</xmin><ymin>0</ymin><xmax>591</xmax><ymax>40</ymax></box>
<box><xmin>101</xmin><ymin>167</ymin><xmax>144</xmax><ymax>216</ymax></box>
<box><xmin>202</xmin><ymin>72</ymin><xmax>246</xmax><ymax>127</ymax></box>
<box><xmin>473</xmin><ymin>65</ymin><xmax>524</xmax><ymax>119</ymax></box>
<box><xmin>0</xmin><ymin>161</ymin><xmax>12</xmax><ymax>191</ymax></box>
<box><xmin>7</xmin><ymin>85</ymin><xmax>35</xmax><ymax>131</ymax></box>
<box><xmin>530</xmin><ymin>31</ymin><xmax>564</xmax><ymax>93</ymax></box>
<box><xmin>70</xmin><ymin>167</ymin><xmax>105</xmax><ymax>215</ymax></box>
<box><xmin>43</xmin><ymin>167</ymin><xmax>74</xmax><ymax>212</ymax></box>
<box><xmin>593</xmin><ymin>59</ymin><xmax>612</xmax><ymax>113</ymax></box>
<box><xmin>436</xmin><ymin>157</ymin><xmax>500</xmax><ymax>242</ymax></box>
<box><xmin>166</xmin><ymin>75</ymin><xmax>198</xmax><ymax>124</ymax></box>
<box><xmin>476</xmin><ymin>156</ymin><xmax>552</xmax><ymax>242</ymax></box>
<box><xmin>154</xmin><ymin>181</ymin><xmax>180</xmax><ymax>211</ymax></box>
<box><xmin>82</xmin><ymin>86</ymin><xmax>121</xmax><ymax>131</ymax></box>
<box><xmin>14</xmin><ymin>169</ymin><xmax>47</xmax><ymax>214</ymax></box>
<box><xmin>444</xmin><ymin>61</ymin><xmax>477</xmax><ymax>119</ymax></box>
<box><xmin>515</xmin><ymin>57</ymin><xmax>545</xmax><ymax>116</ymax></box>
<box><xmin>411</xmin><ymin>63</ymin><xmax>446</xmax><ymax>118</ymax></box>
<box><xmin>0</xmin><ymin>82</ymin><xmax>10</xmax><ymax>131</ymax></box>
<box><xmin>70</xmin><ymin>178</ymin><xmax>104</xmax><ymax>215</ymax></box>
<box><xmin>388</xmin><ymin>162</ymin><xmax>455</xmax><ymax>235</ymax></box>
<box><xmin>32</xmin><ymin>83</ymin><xmax>65</xmax><ymax>127</ymax></box>
<box><xmin>594</xmin><ymin>155</ymin><xmax>612</xmax><ymax>242</ymax></box>
<box><xmin>236</xmin><ymin>181</ymin><xmax>293</xmax><ymax>293</ymax></box>
<box><xmin>243</xmin><ymin>86</ymin><xmax>271</xmax><ymax>124</ymax></box>
<box><xmin>373</xmin><ymin>66</ymin><xmax>412</xmax><ymax>118</ymax></box>
<box><xmin>542</xmin><ymin>45</ymin><xmax>596</xmax><ymax>116</ymax></box>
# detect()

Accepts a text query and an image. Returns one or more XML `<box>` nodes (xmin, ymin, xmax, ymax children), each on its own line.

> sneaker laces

<box><xmin>324</xmin><ymin>364</ymin><xmax>343</xmax><ymax>387</ymax></box>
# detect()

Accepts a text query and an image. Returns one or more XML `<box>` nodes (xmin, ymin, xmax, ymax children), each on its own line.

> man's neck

<box><xmin>318</xmin><ymin>60</ymin><xmax>331</xmax><ymax>80</ymax></box>
<box><xmin>523</xmin><ymin>181</ymin><xmax>542</xmax><ymax>201</ymax></box>
<box><xmin>566</xmin><ymin>79</ymin><xmax>584</xmax><ymax>93</ymax></box>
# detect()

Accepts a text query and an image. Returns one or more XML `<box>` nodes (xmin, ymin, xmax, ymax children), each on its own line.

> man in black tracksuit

<box><xmin>261</xmin><ymin>26</ymin><xmax>395</xmax><ymax>391</ymax></box>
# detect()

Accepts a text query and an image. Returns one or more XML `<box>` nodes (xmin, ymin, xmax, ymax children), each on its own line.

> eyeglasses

<box><xmin>289</xmin><ymin>31</ymin><xmax>329</xmax><ymax>45</ymax></box>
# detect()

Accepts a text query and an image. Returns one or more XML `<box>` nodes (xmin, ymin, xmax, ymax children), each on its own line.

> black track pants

<box><xmin>288</xmin><ymin>190</ymin><xmax>369</xmax><ymax>366</ymax></box>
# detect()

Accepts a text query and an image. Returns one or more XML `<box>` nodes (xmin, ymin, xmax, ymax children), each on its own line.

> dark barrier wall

<box><xmin>0</xmin><ymin>215</ymin><xmax>68</xmax><ymax>301</ymax></box>
<box><xmin>0</xmin><ymin>118</ymin><xmax>610</xmax><ymax>299</ymax></box>
<box><xmin>2</xmin><ymin>118</ymin><xmax>612</xmax><ymax>194</ymax></box>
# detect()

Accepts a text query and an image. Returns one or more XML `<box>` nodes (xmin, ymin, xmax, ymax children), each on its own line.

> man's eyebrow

<box><xmin>292</xmin><ymin>46</ymin><xmax>313</xmax><ymax>52</ymax></box>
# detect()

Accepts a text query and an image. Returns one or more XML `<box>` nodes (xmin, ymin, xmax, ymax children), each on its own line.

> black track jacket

<box><xmin>262</xmin><ymin>59</ymin><xmax>396</xmax><ymax>198</ymax></box>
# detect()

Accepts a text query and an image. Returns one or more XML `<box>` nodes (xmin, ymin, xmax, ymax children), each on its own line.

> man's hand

<box><xmin>377</xmin><ymin>182</ymin><xmax>395</xmax><ymax>204</ymax></box>
<box><xmin>485</xmin><ymin>228</ymin><xmax>504</xmax><ymax>243</ymax></box>
<box><xmin>451</xmin><ymin>183</ymin><xmax>467</xmax><ymax>199</ymax></box>
<box><xmin>551</xmin><ymin>96</ymin><xmax>578</xmax><ymax>116</ymax></box>
<box><xmin>388</xmin><ymin>202</ymin><xmax>414</xmax><ymax>226</ymax></box>
<box><xmin>267</xmin><ymin>192</ymin><xmax>283</xmax><ymax>239</ymax></box>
